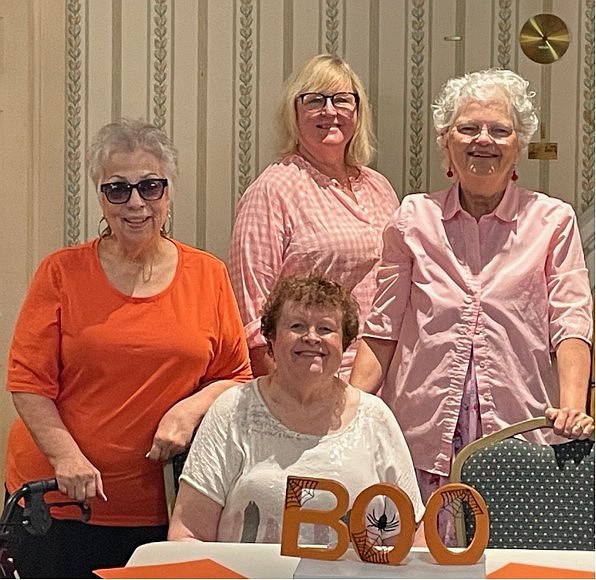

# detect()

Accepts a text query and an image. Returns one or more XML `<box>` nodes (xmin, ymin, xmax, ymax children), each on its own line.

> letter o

<box><xmin>350</xmin><ymin>483</ymin><xmax>416</xmax><ymax>565</ymax></box>
<box><xmin>423</xmin><ymin>483</ymin><xmax>489</xmax><ymax>565</ymax></box>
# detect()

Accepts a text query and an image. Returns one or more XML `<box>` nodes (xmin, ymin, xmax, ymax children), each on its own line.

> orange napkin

<box><xmin>487</xmin><ymin>562</ymin><xmax>595</xmax><ymax>579</ymax></box>
<box><xmin>94</xmin><ymin>557</ymin><xmax>247</xmax><ymax>578</ymax></box>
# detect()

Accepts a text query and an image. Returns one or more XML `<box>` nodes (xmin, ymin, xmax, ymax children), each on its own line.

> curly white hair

<box><xmin>432</xmin><ymin>68</ymin><xmax>539</xmax><ymax>151</ymax></box>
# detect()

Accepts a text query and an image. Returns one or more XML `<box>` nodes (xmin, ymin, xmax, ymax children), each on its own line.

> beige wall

<box><xmin>1</xmin><ymin>0</ymin><xmax>66</xmax><ymax>486</ymax></box>
<box><xmin>1</xmin><ymin>0</ymin><xmax>594</xmax><ymax>485</ymax></box>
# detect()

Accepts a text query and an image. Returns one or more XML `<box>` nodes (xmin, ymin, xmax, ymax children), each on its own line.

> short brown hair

<box><xmin>261</xmin><ymin>273</ymin><xmax>359</xmax><ymax>352</ymax></box>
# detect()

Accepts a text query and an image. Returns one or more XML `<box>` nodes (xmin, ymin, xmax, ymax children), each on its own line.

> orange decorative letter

<box><xmin>281</xmin><ymin>476</ymin><xmax>350</xmax><ymax>560</ymax></box>
<box><xmin>349</xmin><ymin>483</ymin><xmax>416</xmax><ymax>565</ymax></box>
<box><xmin>424</xmin><ymin>483</ymin><xmax>489</xmax><ymax>565</ymax></box>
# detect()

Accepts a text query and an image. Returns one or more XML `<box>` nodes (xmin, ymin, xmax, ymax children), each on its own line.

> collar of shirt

<box><xmin>442</xmin><ymin>181</ymin><xmax>521</xmax><ymax>222</ymax></box>
<box><xmin>285</xmin><ymin>153</ymin><xmax>363</xmax><ymax>190</ymax></box>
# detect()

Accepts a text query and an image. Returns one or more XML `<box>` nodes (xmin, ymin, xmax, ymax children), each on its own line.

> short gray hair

<box><xmin>87</xmin><ymin>118</ymin><xmax>178</xmax><ymax>192</ymax></box>
<box><xmin>432</xmin><ymin>68</ymin><xmax>539</xmax><ymax>151</ymax></box>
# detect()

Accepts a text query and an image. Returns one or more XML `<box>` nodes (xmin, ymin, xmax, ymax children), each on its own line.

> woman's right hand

<box><xmin>12</xmin><ymin>393</ymin><xmax>108</xmax><ymax>503</ymax></box>
<box><xmin>53</xmin><ymin>451</ymin><xmax>106</xmax><ymax>502</ymax></box>
<box><xmin>545</xmin><ymin>406</ymin><xmax>595</xmax><ymax>440</ymax></box>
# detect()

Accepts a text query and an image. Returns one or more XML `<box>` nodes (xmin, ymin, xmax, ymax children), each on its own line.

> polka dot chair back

<box><xmin>451</xmin><ymin>417</ymin><xmax>595</xmax><ymax>550</ymax></box>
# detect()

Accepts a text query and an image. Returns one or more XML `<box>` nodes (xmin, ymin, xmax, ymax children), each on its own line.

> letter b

<box><xmin>280</xmin><ymin>476</ymin><xmax>350</xmax><ymax>560</ymax></box>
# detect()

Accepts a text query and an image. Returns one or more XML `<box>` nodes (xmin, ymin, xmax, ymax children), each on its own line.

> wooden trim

<box><xmin>451</xmin><ymin>417</ymin><xmax>553</xmax><ymax>485</ymax></box>
<box><xmin>163</xmin><ymin>460</ymin><xmax>176</xmax><ymax>520</ymax></box>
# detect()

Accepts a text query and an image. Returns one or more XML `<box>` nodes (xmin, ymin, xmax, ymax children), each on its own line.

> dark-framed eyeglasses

<box><xmin>455</xmin><ymin>123</ymin><xmax>514</xmax><ymax>141</ymax></box>
<box><xmin>100</xmin><ymin>178</ymin><xmax>169</xmax><ymax>204</ymax></box>
<box><xmin>297</xmin><ymin>92</ymin><xmax>359</xmax><ymax>113</ymax></box>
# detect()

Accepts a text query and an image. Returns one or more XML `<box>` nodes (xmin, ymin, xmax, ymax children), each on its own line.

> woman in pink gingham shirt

<box><xmin>228</xmin><ymin>54</ymin><xmax>399</xmax><ymax>380</ymax></box>
<box><xmin>350</xmin><ymin>69</ymin><xmax>594</xmax><ymax>543</ymax></box>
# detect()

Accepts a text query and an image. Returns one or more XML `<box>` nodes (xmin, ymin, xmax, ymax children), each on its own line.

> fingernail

<box><xmin>145</xmin><ymin>451</ymin><xmax>151</xmax><ymax>458</ymax></box>
<box><xmin>100</xmin><ymin>491</ymin><xmax>108</xmax><ymax>501</ymax></box>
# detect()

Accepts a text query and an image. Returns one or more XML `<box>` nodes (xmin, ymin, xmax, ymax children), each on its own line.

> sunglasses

<box><xmin>100</xmin><ymin>178</ymin><xmax>168</xmax><ymax>204</ymax></box>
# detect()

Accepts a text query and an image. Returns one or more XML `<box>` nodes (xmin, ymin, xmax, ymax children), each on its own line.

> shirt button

<box><xmin>479</xmin><ymin>361</ymin><xmax>486</xmax><ymax>369</ymax></box>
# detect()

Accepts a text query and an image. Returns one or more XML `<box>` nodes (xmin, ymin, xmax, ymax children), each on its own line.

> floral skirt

<box><xmin>416</xmin><ymin>354</ymin><xmax>482</xmax><ymax>546</ymax></box>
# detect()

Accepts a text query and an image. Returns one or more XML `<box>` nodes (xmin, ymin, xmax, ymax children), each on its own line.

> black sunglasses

<box><xmin>100</xmin><ymin>178</ymin><xmax>168</xmax><ymax>204</ymax></box>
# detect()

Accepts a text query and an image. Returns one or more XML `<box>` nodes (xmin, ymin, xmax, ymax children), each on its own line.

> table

<box><xmin>127</xmin><ymin>541</ymin><xmax>595</xmax><ymax>578</ymax></box>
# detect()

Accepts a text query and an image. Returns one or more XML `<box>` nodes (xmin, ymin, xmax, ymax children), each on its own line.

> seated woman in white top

<box><xmin>167</xmin><ymin>273</ymin><xmax>425</xmax><ymax>546</ymax></box>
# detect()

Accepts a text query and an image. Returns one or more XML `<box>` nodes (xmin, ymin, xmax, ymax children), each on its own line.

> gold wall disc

<box><xmin>520</xmin><ymin>14</ymin><xmax>570</xmax><ymax>64</ymax></box>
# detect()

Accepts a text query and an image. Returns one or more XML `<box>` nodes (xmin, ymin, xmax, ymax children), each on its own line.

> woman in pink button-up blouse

<box><xmin>228</xmin><ymin>54</ymin><xmax>399</xmax><ymax>381</ymax></box>
<box><xmin>350</xmin><ymin>69</ymin><xmax>594</xmax><ymax>543</ymax></box>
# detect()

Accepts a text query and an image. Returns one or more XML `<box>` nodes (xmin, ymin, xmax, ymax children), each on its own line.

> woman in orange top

<box><xmin>4</xmin><ymin>119</ymin><xmax>252</xmax><ymax>578</ymax></box>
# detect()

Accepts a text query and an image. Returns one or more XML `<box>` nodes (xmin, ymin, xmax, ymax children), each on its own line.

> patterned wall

<box><xmin>63</xmin><ymin>0</ymin><xmax>595</xmax><ymax>260</ymax></box>
<box><xmin>0</xmin><ymin>0</ymin><xmax>594</xmax><ymax>492</ymax></box>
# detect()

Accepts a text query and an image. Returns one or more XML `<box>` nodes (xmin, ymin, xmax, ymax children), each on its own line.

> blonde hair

<box><xmin>276</xmin><ymin>54</ymin><xmax>375</xmax><ymax>167</ymax></box>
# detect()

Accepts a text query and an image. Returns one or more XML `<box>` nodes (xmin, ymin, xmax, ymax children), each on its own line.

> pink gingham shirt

<box><xmin>228</xmin><ymin>154</ymin><xmax>399</xmax><ymax>379</ymax></box>
<box><xmin>364</xmin><ymin>182</ymin><xmax>593</xmax><ymax>475</ymax></box>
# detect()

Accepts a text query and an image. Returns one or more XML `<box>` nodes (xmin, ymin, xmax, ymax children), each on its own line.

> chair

<box><xmin>163</xmin><ymin>450</ymin><xmax>189</xmax><ymax>518</ymax></box>
<box><xmin>451</xmin><ymin>416</ymin><xmax>595</xmax><ymax>550</ymax></box>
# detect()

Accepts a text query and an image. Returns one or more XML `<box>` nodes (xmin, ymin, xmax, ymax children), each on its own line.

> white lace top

<box><xmin>180</xmin><ymin>379</ymin><xmax>424</xmax><ymax>544</ymax></box>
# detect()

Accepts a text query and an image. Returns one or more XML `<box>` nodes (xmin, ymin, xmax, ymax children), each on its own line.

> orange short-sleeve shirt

<box><xmin>5</xmin><ymin>238</ymin><xmax>252</xmax><ymax>526</ymax></box>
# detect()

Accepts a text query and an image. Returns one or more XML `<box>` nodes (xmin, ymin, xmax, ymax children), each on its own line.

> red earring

<box><xmin>446</xmin><ymin>167</ymin><xmax>453</xmax><ymax>178</ymax></box>
<box><xmin>511</xmin><ymin>169</ymin><xmax>518</xmax><ymax>181</ymax></box>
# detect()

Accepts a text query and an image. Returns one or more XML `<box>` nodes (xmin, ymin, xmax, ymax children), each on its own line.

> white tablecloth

<box><xmin>127</xmin><ymin>541</ymin><xmax>595</xmax><ymax>578</ymax></box>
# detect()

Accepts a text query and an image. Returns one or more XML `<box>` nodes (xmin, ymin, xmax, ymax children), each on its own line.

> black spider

<box><xmin>366</xmin><ymin>507</ymin><xmax>400</xmax><ymax>534</ymax></box>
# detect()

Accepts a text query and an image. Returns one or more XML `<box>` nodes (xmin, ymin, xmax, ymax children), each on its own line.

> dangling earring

<box><xmin>98</xmin><ymin>216</ymin><xmax>111</xmax><ymax>238</ymax></box>
<box><xmin>511</xmin><ymin>168</ymin><xmax>518</xmax><ymax>181</ymax></box>
<box><xmin>446</xmin><ymin>167</ymin><xmax>454</xmax><ymax>178</ymax></box>
<box><xmin>161</xmin><ymin>210</ymin><xmax>173</xmax><ymax>237</ymax></box>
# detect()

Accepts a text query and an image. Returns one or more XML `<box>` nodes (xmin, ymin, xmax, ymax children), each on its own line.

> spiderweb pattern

<box><xmin>285</xmin><ymin>477</ymin><xmax>319</xmax><ymax>509</ymax></box>
<box><xmin>440</xmin><ymin>487</ymin><xmax>484</xmax><ymax>518</ymax></box>
<box><xmin>350</xmin><ymin>528</ymin><xmax>391</xmax><ymax>563</ymax></box>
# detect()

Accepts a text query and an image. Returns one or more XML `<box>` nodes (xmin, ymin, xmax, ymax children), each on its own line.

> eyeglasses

<box><xmin>297</xmin><ymin>92</ymin><xmax>359</xmax><ymax>112</ymax></box>
<box><xmin>455</xmin><ymin>123</ymin><xmax>514</xmax><ymax>141</ymax></box>
<box><xmin>100</xmin><ymin>178</ymin><xmax>168</xmax><ymax>204</ymax></box>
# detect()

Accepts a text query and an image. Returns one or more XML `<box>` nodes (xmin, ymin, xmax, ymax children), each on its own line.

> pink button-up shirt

<box><xmin>228</xmin><ymin>154</ymin><xmax>399</xmax><ymax>379</ymax></box>
<box><xmin>364</xmin><ymin>182</ymin><xmax>593</xmax><ymax>475</ymax></box>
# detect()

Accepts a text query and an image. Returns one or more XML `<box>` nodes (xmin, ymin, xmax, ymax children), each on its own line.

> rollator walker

<box><xmin>0</xmin><ymin>479</ymin><xmax>90</xmax><ymax>579</ymax></box>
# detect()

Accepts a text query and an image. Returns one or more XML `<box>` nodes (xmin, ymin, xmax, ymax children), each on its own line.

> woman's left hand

<box><xmin>146</xmin><ymin>399</ymin><xmax>201</xmax><ymax>461</ymax></box>
<box><xmin>146</xmin><ymin>379</ymin><xmax>239</xmax><ymax>461</ymax></box>
<box><xmin>545</xmin><ymin>407</ymin><xmax>595</xmax><ymax>440</ymax></box>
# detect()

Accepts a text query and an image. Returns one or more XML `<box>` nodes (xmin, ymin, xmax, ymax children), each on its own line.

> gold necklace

<box><xmin>142</xmin><ymin>258</ymin><xmax>154</xmax><ymax>283</ymax></box>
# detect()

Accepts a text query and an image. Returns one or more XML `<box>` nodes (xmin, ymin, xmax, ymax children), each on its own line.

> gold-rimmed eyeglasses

<box><xmin>455</xmin><ymin>123</ymin><xmax>514</xmax><ymax>141</ymax></box>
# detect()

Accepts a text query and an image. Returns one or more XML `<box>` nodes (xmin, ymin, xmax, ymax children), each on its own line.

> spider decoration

<box><xmin>367</xmin><ymin>508</ymin><xmax>400</xmax><ymax>534</ymax></box>
<box><xmin>365</xmin><ymin>503</ymin><xmax>400</xmax><ymax>547</ymax></box>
